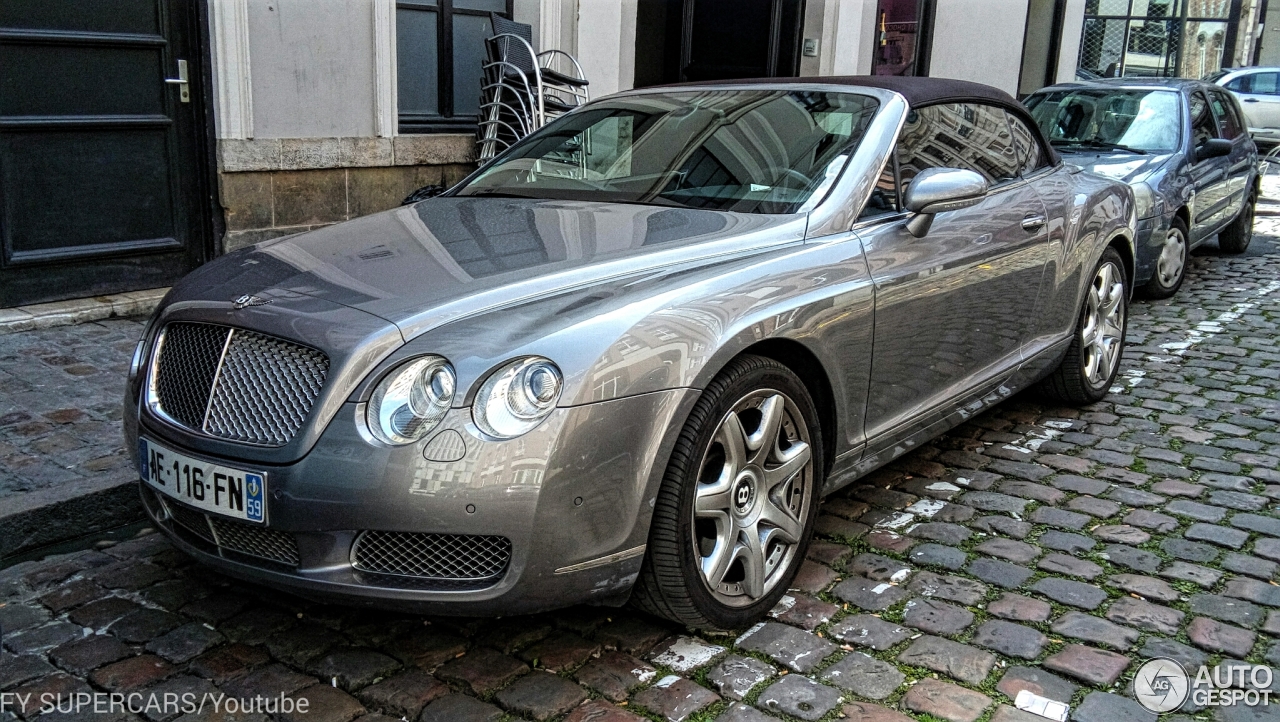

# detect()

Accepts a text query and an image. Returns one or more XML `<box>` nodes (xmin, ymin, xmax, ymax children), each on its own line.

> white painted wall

<box><xmin>1056</xmin><ymin>0</ymin><xmax>1086</xmax><ymax>83</ymax></box>
<box><xmin>246</xmin><ymin>0</ymin><xmax>378</xmax><ymax>138</ymax></box>
<box><xmin>819</xmin><ymin>0</ymin><xmax>876</xmax><ymax>75</ymax></box>
<box><xmin>575</xmin><ymin>0</ymin><xmax>637</xmax><ymax>96</ymax></box>
<box><xmin>928</xmin><ymin>0</ymin><xmax>1030</xmax><ymax>95</ymax></box>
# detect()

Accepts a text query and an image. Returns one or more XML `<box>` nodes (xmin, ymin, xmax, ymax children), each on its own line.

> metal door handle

<box><xmin>165</xmin><ymin>59</ymin><xmax>189</xmax><ymax>103</ymax></box>
<box><xmin>1021</xmin><ymin>214</ymin><xmax>1047</xmax><ymax>232</ymax></box>
<box><xmin>1245</xmin><ymin>98</ymin><xmax>1260</xmax><ymax>103</ymax></box>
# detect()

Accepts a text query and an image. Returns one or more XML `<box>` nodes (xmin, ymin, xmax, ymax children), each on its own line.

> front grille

<box><xmin>352</xmin><ymin>531</ymin><xmax>511</xmax><ymax>582</ymax></box>
<box><xmin>209</xmin><ymin>517</ymin><xmax>301</xmax><ymax>566</ymax></box>
<box><xmin>149</xmin><ymin>322</ymin><xmax>329</xmax><ymax>446</ymax></box>
<box><xmin>157</xmin><ymin>496</ymin><xmax>299</xmax><ymax>567</ymax></box>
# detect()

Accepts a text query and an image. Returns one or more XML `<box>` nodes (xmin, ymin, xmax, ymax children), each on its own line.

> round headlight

<box><xmin>367</xmin><ymin>356</ymin><xmax>456</xmax><ymax>445</ymax></box>
<box><xmin>473</xmin><ymin>357</ymin><xmax>563</xmax><ymax>439</ymax></box>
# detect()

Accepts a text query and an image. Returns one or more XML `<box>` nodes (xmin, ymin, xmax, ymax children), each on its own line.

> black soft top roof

<box><xmin>655</xmin><ymin>75</ymin><xmax>1060</xmax><ymax>165</ymax></box>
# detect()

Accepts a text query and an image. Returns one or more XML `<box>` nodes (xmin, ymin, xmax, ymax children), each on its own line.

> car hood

<box><xmin>1060</xmin><ymin>149</ymin><xmax>1176</xmax><ymax>184</ymax></box>
<box><xmin>192</xmin><ymin>197</ymin><xmax>807</xmax><ymax>340</ymax></box>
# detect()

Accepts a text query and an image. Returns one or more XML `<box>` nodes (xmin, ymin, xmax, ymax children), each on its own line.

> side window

<box><xmin>1225</xmin><ymin>75</ymin><xmax>1252</xmax><ymax>93</ymax></box>
<box><xmin>897</xmin><ymin>103</ymin><xmax>1020</xmax><ymax>187</ymax></box>
<box><xmin>1208</xmin><ymin>90</ymin><xmax>1244</xmax><ymax>140</ymax></box>
<box><xmin>859</xmin><ymin>152</ymin><xmax>901</xmax><ymax>220</ymax></box>
<box><xmin>1005</xmin><ymin>111</ymin><xmax>1048</xmax><ymax>175</ymax></box>
<box><xmin>1252</xmin><ymin>73</ymin><xmax>1280</xmax><ymax>95</ymax></box>
<box><xmin>1189</xmin><ymin>92</ymin><xmax>1219</xmax><ymax>151</ymax></box>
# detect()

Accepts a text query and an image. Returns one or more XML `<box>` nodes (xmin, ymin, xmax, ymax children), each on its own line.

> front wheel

<box><xmin>1218</xmin><ymin>191</ymin><xmax>1256</xmax><ymax>254</ymax></box>
<box><xmin>1141</xmin><ymin>216</ymin><xmax>1188</xmax><ymax>299</ymax></box>
<box><xmin>1040</xmin><ymin>247</ymin><xmax>1128</xmax><ymax>404</ymax></box>
<box><xmin>631</xmin><ymin>355</ymin><xmax>823</xmax><ymax>630</ymax></box>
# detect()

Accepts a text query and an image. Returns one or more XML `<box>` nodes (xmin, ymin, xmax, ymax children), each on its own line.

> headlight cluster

<box><xmin>368</xmin><ymin>356</ymin><xmax>456</xmax><ymax>445</ymax></box>
<box><xmin>367</xmin><ymin>355</ymin><xmax>562</xmax><ymax>445</ymax></box>
<box><xmin>473</xmin><ymin>357</ymin><xmax>563</xmax><ymax>439</ymax></box>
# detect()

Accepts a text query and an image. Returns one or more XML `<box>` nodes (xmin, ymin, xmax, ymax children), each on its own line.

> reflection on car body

<box><xmin>124</xmin><ymin>77</ymin><xmax>1136</xmax><ymax>628</ymax></box>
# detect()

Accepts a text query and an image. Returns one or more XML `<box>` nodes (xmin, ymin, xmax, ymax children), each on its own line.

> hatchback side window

<box><xmin>1005</xmin><ymin>111</ymin><xmax>1049</xmax><ymax>175</ymax></box>
<box><xmin>1208</xmin><ymin>90</ymin><xmax>1244</xmax><ymax>139</ymax></box>
<box><xmin>897</xmin><ymin>103</ymin><xmax>1020</xmax><ymax>187</ymax></box>
<box><xmin>1189</xmin><ymin>92</ymin><xmax>1219</xmax><ymax>154</ymax></box>
<box><xmin>1235</xmin><ymin>72</ymin><xmax>1280</xmax><ymax>95</ymax></box>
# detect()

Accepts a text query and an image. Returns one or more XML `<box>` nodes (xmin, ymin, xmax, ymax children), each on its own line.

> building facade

<box><xmin>0</xmin><ymin>0</ymin><xmax>1264</xmax><ymax>308</ymax></box>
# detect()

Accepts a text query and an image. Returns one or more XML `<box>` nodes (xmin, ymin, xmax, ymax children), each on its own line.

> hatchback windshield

<box><xmin>1024</xmin><ymin>88</ymin><xmax>1181</xmax><ymax>153</ymax></box>
<box><xmin>454</xmin><ymin>90</ymin><xmax>880</xmax><ymax>213</ymax></box>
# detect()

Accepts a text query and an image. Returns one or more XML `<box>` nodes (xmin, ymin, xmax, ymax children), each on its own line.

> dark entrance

<box><xmin>632</xmin><ymin>0</ymin><xmax>804</xmax><ymax>87</ymax></box>
<box><xmin>0</xmin><ymin>0</ymin><xmax>213</xmax><ymax>308</ymax></box>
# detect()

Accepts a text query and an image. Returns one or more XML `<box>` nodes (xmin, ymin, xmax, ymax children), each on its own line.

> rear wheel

<box><xmin>1141</xmin><ymin>216</ymin><xmax>1188</xmax><ymax>299</ymax></box>
<box><xmin>632</xmin><ymin>355</ymin><xmax>823</xmax><ymax>630</ymax></box>
<box><xmin>1040</xmin><ymin>247</ymin><xmax>1128</xmax><ymax>404</ymax></box>
<box><xmin>1219</xmin><ymin>191</ymin><xmax>1256</xmax><ymax>254</ymax></box>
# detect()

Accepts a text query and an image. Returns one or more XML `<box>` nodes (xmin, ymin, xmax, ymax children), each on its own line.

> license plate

<box><xmin>139</xmin><ymin>437</ymin><xmax>266</xmax><ymax>523</ymax></box>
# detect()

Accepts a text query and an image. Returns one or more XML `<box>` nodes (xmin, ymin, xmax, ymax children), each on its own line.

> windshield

<box><xmin>1024</xmin><ymin>88</ymin><xmax>1181</xmax><ymax>153</ymax></box>
<box><xmin>454</xmin><ymin>90</ymin><xmax>881</xmax><ymax>214</ymax></box>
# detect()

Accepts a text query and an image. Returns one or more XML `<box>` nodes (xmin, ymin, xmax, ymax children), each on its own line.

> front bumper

<box><xmin>125</xmin><ymin>388</ymin><xmax>699</xmax><ymax>615</ymax></box>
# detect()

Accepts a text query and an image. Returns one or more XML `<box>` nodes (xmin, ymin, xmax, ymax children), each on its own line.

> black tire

<box><xmin>1219</xmin><ymin>191</ymin><xmax>1256</xmax><ymax>254</ymax></box>
<box><xmin>1141</xmin><ymin>216</ymin><xmax>1189</xmax><ymax>299</ymax></box>
<box><xmin>631</xmin><ymin>355</ymin><xmax>824</xmax><ymax>630</ymax></box>
<box><xmin>1040</xmin><ymin>247</ymin><xmax>1129</xmax><ymax>405</ymax></box>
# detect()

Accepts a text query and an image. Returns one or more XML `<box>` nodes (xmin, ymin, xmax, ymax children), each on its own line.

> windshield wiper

<box><xmin>1051</xmin><ymin>139</ymin><xmax>1148</xmax><ymax>155</ymax></box>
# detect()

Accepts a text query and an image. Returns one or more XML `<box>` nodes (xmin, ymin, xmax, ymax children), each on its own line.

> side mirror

<box><xmin>1196</xmin><ymin>138</ymin><xmax>1233</xmax><ymax>163</ymax></box>
<box><xmin>901</xmin><ymin>167</ymin><xmax>989</xmax><ymax>237</ymax></box>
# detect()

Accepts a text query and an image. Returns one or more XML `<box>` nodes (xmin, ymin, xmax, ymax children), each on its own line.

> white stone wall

<box><xmin>928</xmin><ymin>0</ymin><xmax>1031</xmax><ymax>96</ymax></box>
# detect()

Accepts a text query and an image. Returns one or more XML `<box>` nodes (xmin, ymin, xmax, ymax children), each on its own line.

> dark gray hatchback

<box><xmin>1024</xmin><ymin>78</ymin><xmax>1259</xmax><ymax>298</ymax></box>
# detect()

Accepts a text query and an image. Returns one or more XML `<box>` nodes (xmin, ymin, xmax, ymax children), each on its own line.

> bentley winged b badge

<box><xmin>232</xmin><ymin>294</ymin><xmax>271</xmax><ymax>309</ymax></box>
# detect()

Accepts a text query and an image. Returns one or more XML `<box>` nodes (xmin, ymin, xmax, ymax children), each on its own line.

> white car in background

<box><xmin>1210</xmin><ymin>67</ymin><xmax>1280</xmax><ymax>145</ymax></box>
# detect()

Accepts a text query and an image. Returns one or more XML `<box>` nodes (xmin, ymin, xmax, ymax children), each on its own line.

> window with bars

<box><xmin>397</xmin><ymin>0</ymin><xmax>514</xmax><ymax>133</ymax></box>
<box><xmin>1077</xmin><ymin>0</ymin><xmax>1240</xmax><ymax>80</ymax></box>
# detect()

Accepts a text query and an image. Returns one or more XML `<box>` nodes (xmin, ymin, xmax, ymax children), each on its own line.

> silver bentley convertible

<box><xmin>124</xmin><ymin>77</ymin><xmax>1135</xmax><ymax>629</ymax></box>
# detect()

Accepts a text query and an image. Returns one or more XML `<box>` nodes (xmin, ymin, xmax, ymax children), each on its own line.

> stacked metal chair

<box><xmin>477</xmin><ymin>14</ymin><xmax>590</xmax><ymax>161</ymax></box>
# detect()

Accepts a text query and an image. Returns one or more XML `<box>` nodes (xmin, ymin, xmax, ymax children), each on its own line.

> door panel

<box><xmin>1187</xmin><ymin>91</ymin><xmax>1232</xmax><ymax>238</ymax></box>
<box><xmin>861</xmin><ymin>182</ymin><xmax>1049</xmax><ymax>441</ymax></box>
<box><xmin>0</xmin><ymin>0</ymin><xmax>208</xmax><ymax>307</ymax></box>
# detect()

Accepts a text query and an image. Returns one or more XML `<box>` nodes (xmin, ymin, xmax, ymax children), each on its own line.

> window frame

<box><xmin>855</xmin><ymin>101</ymin><xmax>1052</xmax><ymax>228</ymax></box>
<box><xmin>397</xmin><ymin>0</ymin><xmax>515</xmax><ymax>134</ymax></box>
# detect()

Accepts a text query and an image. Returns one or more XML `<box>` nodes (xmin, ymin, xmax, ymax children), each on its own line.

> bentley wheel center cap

<box><xmin>733</xmin><ymin>473</ymin><xmax>757</xmax><ymax>515</ymax></box>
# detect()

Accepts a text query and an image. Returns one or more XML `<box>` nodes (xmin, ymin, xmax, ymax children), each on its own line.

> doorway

<box><xmin>1019</xmin><ymin>0</ymin><xmax>1067</xmax><ymax>96</ymax></box>
<box><xmin>633</xmin><ymin>0</ymin><xmax>804</xmax><ymax>87</ymax></box>
<box><xmin>0</xmin><ymin>0</ymin><xmax>214</xmax><ymax>308</ymax></box>
<box><xmin>870</xmin><ymin>0</ymin><xmax>935</xmax><ymax>76</ymax></box>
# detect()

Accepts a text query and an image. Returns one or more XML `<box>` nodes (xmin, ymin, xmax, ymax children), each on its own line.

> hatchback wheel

<box><xmin>632</xmin><ymin>355</ymin><xmax>823</xmax><ymax>629</ymax></box>
<box><xmin>1142</xmin><ymin>217</ymin><xmax>1188</xmax><ymax>299</ymax></box>
<box><xmin>1040</xmin><ymin>247</ymin><xmax>1128</xmax><ymax>404</ymax></box>
<box><xmin>1219</xmin><ymin>192</ymin><xmax>1256</xmax><ymax>254</ymax></box>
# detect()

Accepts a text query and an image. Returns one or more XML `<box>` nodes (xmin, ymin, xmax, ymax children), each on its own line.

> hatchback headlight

<box><xmin>367</xmin><ymin>356</ymin><xmax>456</xmax><ymax>445</ymax></box>
<box><xmin>473</xmin><ymin>357</ymin><xmax>562</xmax><ymax>439</ymax></box>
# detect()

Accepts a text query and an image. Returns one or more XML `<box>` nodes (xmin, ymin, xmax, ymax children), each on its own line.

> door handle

<box><xmin>165</xmin><ymin>59</ymin><xmax>190</xmax><ymax>103</ymax></box>
<box><xmin>1021</xmin><ymin>214</ymin><xmax>1047</xmax><ymax>232</ymax></box>
<box><xmin>1245</xmin><ymin>98</ymin><xmax>1260</xmax><ymax>103</ymax></box>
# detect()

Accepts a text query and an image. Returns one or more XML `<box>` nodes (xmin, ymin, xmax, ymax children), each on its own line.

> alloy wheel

<box><xmin>691</xmin><ymin>390</ymin><xmax>813</xmax><ymax>606</ymax></box>
<box><xmin>1155</xmin><ymin>226</ymin><xmax>1186</xmax><ymax>288</ymax></box>
<box><xmin>1080</xmin><ymin>260</ymin><xmax>1126</xmax><ymax>387</ymax></box>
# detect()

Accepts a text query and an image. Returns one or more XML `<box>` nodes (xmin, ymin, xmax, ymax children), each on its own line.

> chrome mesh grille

<box><xmin>352</xmin><ymin>531</ymin><xmax>511</xmax><ymax>581</ymax></box>
<box><xmin>149</xmin><ymin>322</ymin><xmax>329</xmax><ymax>446</ymax></box>
<box><xmin>154</xmin><ymin>324</ymin><xmax>229</xmax><ymax>430</ymax></box>
<box><xmin>158</xmin><ymin>496</ymin><xmax>299</xmax><ymax>567</ymax></box>
<box><xmin>210</xmin><ymin>517</ymin><xmax>301</xmax><ymax>566</ymax></box>
<box><xmin>204</xmin><ymin>330</ymin><xmax>329</xmax><ymax>446</ymax></box>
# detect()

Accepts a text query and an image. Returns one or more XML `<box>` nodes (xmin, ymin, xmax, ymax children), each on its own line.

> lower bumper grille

<box><xmin>352</xmin><ymin>531</ymin><xmax>511</xmax><ymax>582</ymax></box>
<box><xmin>148</xmin><ymin>489</ymin><xmax>300</xmax><ymax>567</ymax></box>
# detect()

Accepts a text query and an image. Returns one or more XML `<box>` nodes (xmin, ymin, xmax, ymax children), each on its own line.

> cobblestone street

<box><xmin>3</xmin><ymin>224</ymin><xmax>1280</xmax><ymax>722</ymax></box>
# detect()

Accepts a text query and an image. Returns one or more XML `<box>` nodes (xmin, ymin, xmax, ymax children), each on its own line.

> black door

<box><xmin>679</xmin><ymin>0</ymin><xmax>803</xmax><ymax>82</ymax></box>
<box><xmin>0</xmin><ymin>0</ymin><xmax>211</xmax><ymax>308</ymax></box>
